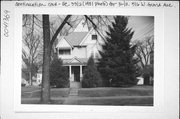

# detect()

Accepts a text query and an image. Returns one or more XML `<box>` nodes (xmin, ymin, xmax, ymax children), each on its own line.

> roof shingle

<box><xmin>64</xmin><ymin>32</ymin><xmax>88</xmax><ymax>46</ymax></box>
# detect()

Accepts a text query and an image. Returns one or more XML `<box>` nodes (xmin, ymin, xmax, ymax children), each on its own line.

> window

<box><xmin>92</xmin><ymin>35</ymin><xmax>97</xmax><ymax>40</ymax></box>
<box><xmin>37</xmin><ymin>74</ymin><xmax>40</xmax><ymax>78</ymax></box>
<box><xmin>59</xmin><ymin>49</ymin><xmax>71</xmax><ymax>55</ymax></box>
<box><xmin>91</xmin><ymin>51</ymin><xmax>94</xmax><ymax>58</ymax></box>
<box><xmin>91</xmin><ymin>51</ymin><xmax>99</xmax><ymax>59</ymax></box>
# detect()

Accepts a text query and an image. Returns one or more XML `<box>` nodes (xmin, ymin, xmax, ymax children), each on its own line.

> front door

<box><xmin>70</xmin><ymin>66</ymin><xmax>81</xmax><ymax>88</ymax></box>
<box><xmin>72</xmin><ymin>66</ymin><xmax>80</xmax><ymax>82</ymax></box>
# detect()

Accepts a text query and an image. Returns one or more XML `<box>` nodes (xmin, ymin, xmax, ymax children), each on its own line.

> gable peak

<box><xmin>73</xmin><ymin>19</ymin><xmax>89</xmax><ymax>32</ymax></box>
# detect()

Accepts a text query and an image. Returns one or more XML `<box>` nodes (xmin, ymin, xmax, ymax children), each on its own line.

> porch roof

<box><xmin>62</xmin><ymin>58</ymin><xmax>88</xmax><ymax>66</ymax></box>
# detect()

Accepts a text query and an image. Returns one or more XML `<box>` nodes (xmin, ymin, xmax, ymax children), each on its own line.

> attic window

<box><xmin>92</xmin><ymin>35</ymin><xmax>97</xmax><ymax>40</ymax></box>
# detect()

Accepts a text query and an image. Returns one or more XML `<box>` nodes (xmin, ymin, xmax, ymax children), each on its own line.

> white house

<box><xmin>35</xmin><ymin>19</ymin><xmax>147</xmax><ymax>88</ymax></box>
<box><xmin>55</xmin><ymin>19</ymin><xmax>104</xmax><ymax>88</ymax></box>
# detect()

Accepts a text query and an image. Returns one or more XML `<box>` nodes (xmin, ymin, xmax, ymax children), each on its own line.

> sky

<box><xmin>22</xmin><ymin>15</ymin><xmax>155</xmax><ymax>68</ymax></box>
<box><xmin>48</xmin><ymin>15</ymin><xmax>154</xmax><ymax>42</ymax></box>
<box><xmin>128</xmin><ymin>16</ymin><xmax>154</xmax><ymax>41</ymax></box>
<box><xmin>22</xmin><ymin>15</ymin><xmax>154</xmax><ymax>49</ymax></box>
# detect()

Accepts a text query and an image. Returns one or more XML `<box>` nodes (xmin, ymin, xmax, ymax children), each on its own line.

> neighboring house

<box><xmin>137</xmin><ymin>77</ymin><xmax>144</xmax><ymax>85</ymax></box>
<box><xmin>21</xmin><ymin>68</ymin><xmax>29</xmax><ymax>86</ymax></box>
<box><xmin>21</xmin><ymin>78</ymin><xmax>29</xmax><ymax>86</ymax></box>
<box><xmin>35</xmin><ymin>67</ymin><xmax>42</xmax><ymax>86</ymax></box>
<box><xmin>54</xmin><ymin>19</ymin><xmax>104</xmax><ymax>88</ymax></box>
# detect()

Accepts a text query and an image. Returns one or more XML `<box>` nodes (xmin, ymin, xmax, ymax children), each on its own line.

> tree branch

<box><xmin>84</xmin><ymin>15</ymin><xmax>106</xmax><ymax>42</ymax></box>
<box><xmin>50</xmin><ymin>15</ymin><xmax>72</xmax><ymax>47</ymax></box>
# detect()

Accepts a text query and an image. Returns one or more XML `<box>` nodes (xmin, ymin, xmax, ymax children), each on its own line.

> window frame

<box><xmin>59</xmin><ymin>49</ymin><xmax>71</xmax><ymax>55</ymax></box>
<box><xmin>92</xmin><ymin>34</ymin><xmax>97</xmax><ymax>40</ymax></box>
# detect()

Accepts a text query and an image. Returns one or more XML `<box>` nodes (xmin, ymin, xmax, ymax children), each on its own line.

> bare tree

<box><xmin>22</xmin><ymin>35</ymin><xmax>42</xmax><ymax>84</ymax></box>
<box><xmin>134</xmin><ymin>36</ymin><xmax>154</xmax><ymax>70</ymax></box>
<box><xmin>41</xmin><ymin>15</ymin><xmax>51</xmax><ymax>103</ymax></box>
<box><xmin>23</xmin><ymin>14</ymin><xmax>112</xmax><ymax>103</ymax></box>
<box><xmin>22</xmin><ymin>15</ymin><xmax>43</xmax><ymax>85</ymax></box>
<box><xmin>41</xmin><ymin>15</ymin><xmax>72</xmax><ymax>103</ymax></box>
<box><xmin>133</xmin><ymin>36</ymin><xmax>154</xmax><ymax>85</ymax></box>
<box><xmin>41</xmin><ymin>15</ymin><xmax>113</xmax><ymax>103</ymax></box>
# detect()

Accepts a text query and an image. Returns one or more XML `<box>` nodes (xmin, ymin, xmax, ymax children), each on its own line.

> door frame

<box><xmin>72</xmin><ymin>66</ymin><xmax>80</xmax><ymax>82</ymax></box>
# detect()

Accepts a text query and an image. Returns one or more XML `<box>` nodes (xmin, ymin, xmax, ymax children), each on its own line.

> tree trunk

<box><xmin>40</xmin><ymin>15</ymin><xmax>71</xmax><ymax>103</ymax></box>
<box><xmin>41</xmin><ymin>15</ymin><xmax>51</xmax><ymax>103</ymax></box>
<box><xmin>29</xmin><ymin>68</ymin><xmax>32</xmax><ymax>85</ymax></box>
<box><xmin>29</xmin><ymin>60</ymin><xmax>33</xmax><ymax>85</ymax></box>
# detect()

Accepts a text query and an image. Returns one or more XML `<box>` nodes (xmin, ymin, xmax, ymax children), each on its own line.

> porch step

<box><xmin>70</xmin><ymin>82</ymin><xmax>81</xmax><ymax>88</ymax></box>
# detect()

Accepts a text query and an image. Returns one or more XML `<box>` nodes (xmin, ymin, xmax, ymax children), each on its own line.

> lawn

<box><xmin>21</xmin><ymin>85</ymin><xmax>153</xmax><ymax>106</ymax></box>
<box><xmin>76</xmin><ymin>86</ymin><xmax>153</xmax><ymax>106</ymax></box>
<box><xmin>76</xmin><ymin>96</ymin><xmax>153</xmax><ymax>106</ymax></box>
<box><xmin>21</xmin><ymin>86</ymin><xmax>69</xmax><ymax>104</ymax></box>
<box><xmin>21</xmin><ymin>86</ymin><xmax>69</xmax><ymax>98</ymax></box>
<box><xmin>78</xmin><ymin>86</ymin><xmax>153</xmax><ymax>97</ymax></box>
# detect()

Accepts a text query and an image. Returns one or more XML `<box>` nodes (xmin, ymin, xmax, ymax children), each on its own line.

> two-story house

<box><xmin>55</xmin><ymin>20</ymin><xmax>104</xmax><ymax>88</ymax></box>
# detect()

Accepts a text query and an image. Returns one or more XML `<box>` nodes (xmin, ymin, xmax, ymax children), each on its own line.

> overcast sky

<box><xmin>128</xmin><ymin>16</ymin><xmax>154</xmax><ymax>41</ymax></box>
<box><xmin>23</xmin><ymin>15</ymin><xmax>154</xmax><ymax>43</ymax></box>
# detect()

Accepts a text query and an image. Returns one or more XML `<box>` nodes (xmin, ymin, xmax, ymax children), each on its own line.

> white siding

<box><xmin>58</xmin><ymin>47</ymin><xmax>87</xmax><ymax>59</ymax></box>
<box><xmin>81</xmin><ymin>30</ymin><xmax>97</xmax><ymax>45</ymax></box>
<box><xmin>73</xmin><ymin>20</ymin><xmax>89</xmax><ymax>32</ymax></box>
<box><xmin>81</xmin><ymin>30</ymin><xmax>103</xmax><ymax>58</ymax></box>
<box><xmin>56</xmin><ymin>38</ymin><xmax>71</xmax><ymax>48</ymax></box>
<box><xmin>72</xmin><ymin>47</ymin><xmax>87</xmax><ymax>58</ymax></box>
<box><xmin>58</xmin><ymin>51</ymin><xmax>72</xmax><ymax>59</ymax></box>
<box><xmin>86</xmin><ymin>44</ymin><xmax>101</xmax><ymax>58</ymax></box>
<box><xmin>56</xmin><ymin>23</ymin><xmax>104</xmax><ymax>60</ymax></box>
<box><xmin>57</xmin><ymin>38</ymin><xmax>72</xmax><ymax>59</ymax></box>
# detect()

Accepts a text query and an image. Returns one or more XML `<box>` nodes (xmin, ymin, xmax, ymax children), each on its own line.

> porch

<box><xmin>67</xmin><ymin>65</ymin><xmax>86</xmax><ymax>88</ymax></box>
<box><xmin>62</xmin><ymin>57</ymin><xmax>88</xmax><ymax>88</ymax></box>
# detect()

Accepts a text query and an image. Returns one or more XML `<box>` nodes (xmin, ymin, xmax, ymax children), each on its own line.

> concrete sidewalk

<box><xmin>63</xmin><ymin>88</ymin><xmax>79</xmax><ymax>104</ymax></box>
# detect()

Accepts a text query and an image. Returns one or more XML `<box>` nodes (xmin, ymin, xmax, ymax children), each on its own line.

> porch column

<box><xmin>57</xmin><ymin>47</ymin><xmax>59</xmax><ymax>57</ymax></box>
<box><xmin>69</xmin><ymin>65</ymin><xmax>72</xmax><ymax>81</ymax></box>
<box><xmin>80</xmin><ymin>65</ymin><xmax>83</xmax><ymax>82</ymax></box>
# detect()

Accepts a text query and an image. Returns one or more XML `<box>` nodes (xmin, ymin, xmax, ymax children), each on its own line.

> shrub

<box><xmin>50</xmin><ymin>58</ymin><xmax>69</xmax><ymax>88</ymax></box>
<box><xmin>82</xmin><ymin>56</ymin><xmax>102</xmax><ymax>88</ymax></box>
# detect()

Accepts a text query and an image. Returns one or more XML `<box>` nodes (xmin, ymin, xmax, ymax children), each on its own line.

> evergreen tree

<box><xmin>98</xmin><ymin>16</ymin><xmax>138</xmax><ymax>87</ymax></box>
<box><xmin>82</xmin><ymin>56</ymin><xmax>102</xmax><ymax>88</ymax></box>
<box><xmin>50</xmin><ymin>58</ymin><xmax>69</xmax><ymax>88</ymax></box>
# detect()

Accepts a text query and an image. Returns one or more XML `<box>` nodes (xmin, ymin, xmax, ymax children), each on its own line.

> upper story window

<box><xmin>59</xmin><ymin>49</ymin><xmax>71</xmax><ymax>55</ymax></box>
<box><xmin>92</xmin><ymin>34</ymin><xmax>97</xmax><ymax>40</ymax></box>
<box><xmin>91</xmin><ymin>51</ymin><xmax>99</xmax><ymax>59</ymax></box>
<box><xmin>91</xmin><ymin>51</ymin><xmax>94</xmax><ymax>58</ymax></box>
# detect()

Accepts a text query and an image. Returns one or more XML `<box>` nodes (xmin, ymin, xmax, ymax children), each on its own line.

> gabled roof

<box><xmin>56</xmin><ymin>18</ymin><xmax>105</xmax><ymax>48</ymax></box>
<box><xmin>56</xmin><ymin>36</ymin><xmax>73</xmax><ymax>48</ymax></box>
<box><xmin>64</xmin><ymin>32</ymin><xmax>88</xmax><ymax>46</ymax></box>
